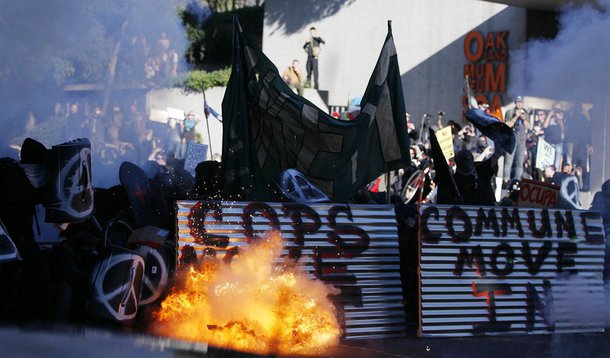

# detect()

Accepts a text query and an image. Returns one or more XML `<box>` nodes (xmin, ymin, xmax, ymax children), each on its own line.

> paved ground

<box><xmin>1</xmin><ymin>326</ymin><xmax>609</xmax><ymax>358</ymax></box>
<box><xmin>327</xmin><ymin>331</ymin><xmax>609</xmax><ymax>358</ymax></box>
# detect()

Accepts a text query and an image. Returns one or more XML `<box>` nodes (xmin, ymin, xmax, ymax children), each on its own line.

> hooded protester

<box><xmin>452</xmin><ymin>149</ymin><xmax>498</xmax><ymax>206</ymax></box>
<box><xmin>48</xmin><ymin>221</ymin><xmax>100</xmax><ymax>321</ymax></box>
<box><xmin>190</xmin><ymin>160</ymin><xmax>223</xmax><ymax>201</ymax></box>
<box><xmin>0</xmin><ymin>138</ymin><xmax>52</xmax><ymax>320</ymax></box>
<box><xmin>591</xmin><ymin>180</ymin><xmax>610</xmax><ymax>227</ymax></box>
<box><xmin>591</xmin><ymin>180</ymin><xmax>610</xmax><ymax>281</ymax></box>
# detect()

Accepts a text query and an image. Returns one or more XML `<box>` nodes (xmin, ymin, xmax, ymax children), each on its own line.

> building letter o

<box><xmin>464</xmin><ymin>31</ymin><xmax>484</xmax><ymax>62</ymax></box>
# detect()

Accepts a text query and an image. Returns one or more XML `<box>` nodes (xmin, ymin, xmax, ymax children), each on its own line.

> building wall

<box><xmin>263</xmin><ymin>0</ymin><xmax>527</xmax><ymax>125</ymax></box>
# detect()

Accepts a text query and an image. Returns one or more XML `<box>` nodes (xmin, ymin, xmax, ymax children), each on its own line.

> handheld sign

<box><xmin>535</xmin><ymin>137</ymin><xmax>555</xmax><ymax>171</ymax></box>
<box><xmin>518</xmin><ymin>178</ymin><xmax>559</xmax><ymax>208</ymax></box>
<box><xmin>183</xmin><ymin>142</ymin><xmax>209</xmax><ymax>177</ymax></box>
<box><xmin>436</xmin><ymin>126</ymin><xmax>454</xmax><ymax>163</ymax></box>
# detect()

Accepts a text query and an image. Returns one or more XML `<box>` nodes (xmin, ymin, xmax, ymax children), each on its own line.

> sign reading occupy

<box><xmin>419</xmin><ymin>204</ymin><xmax>605</xmax><ymax>337</ymax></box>
<box><xmin>176</xmin><ymin>200</ymin><xmax>406</xmax><ymax>339</ymax></box>
<box><xmin>518</xmin><ymin>178</ymin><xmax>559</xmax><ymax>209</ymax></box>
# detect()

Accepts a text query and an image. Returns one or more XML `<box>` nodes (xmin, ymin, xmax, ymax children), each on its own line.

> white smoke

<box><xmin>509</xmin><ymin>1</ymin><xmax>610</xmax><ymax>101</ymax></box>
<box><xmin>0</xmin><ymin>0</ymin><xmax>191</xmax><ymax>188</ymax></box>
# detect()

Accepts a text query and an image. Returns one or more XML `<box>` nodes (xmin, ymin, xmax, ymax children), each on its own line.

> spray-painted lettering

<box><xmin>420</xmin><ymin>204</ymin><xmax>605</xmax><ymax>336</ymax></box>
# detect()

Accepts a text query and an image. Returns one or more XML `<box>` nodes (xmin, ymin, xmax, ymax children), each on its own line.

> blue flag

<box><xmin>464</xmin><ymin>108</ymin><xmax>515</xmax><ymax>154</ymax></box>
<box><xmin>204</xmin><ymin>100</ymin><xmax>222</xmax><ymax>122</ymax></box>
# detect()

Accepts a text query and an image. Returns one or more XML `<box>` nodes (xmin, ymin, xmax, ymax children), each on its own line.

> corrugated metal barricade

<box><xmin>176</xmin><ymin>200</ymin><xmax>406</xmax><ymax>339</ymax></box>
<box><xmin>418</xmin><ymin>204</ymin><xmax>605</xmax><ymax>337</ymax></box>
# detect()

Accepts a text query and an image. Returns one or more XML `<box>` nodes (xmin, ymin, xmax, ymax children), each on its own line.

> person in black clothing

<box><xmin>565</xmin><ymin>103</ymin><xmax>593</xmax><ymax>191</ymax></box>
<box><xmin>453</xmin><ymin>149</ymin><xmax>499</xmax><ymax>206</ymax></box>
<box><xmin>0</xmin><ymin>138</ymin><xmax>52</xmax><ymax>320</ymax></box>
<box><xmin>190</xmin><ymin>160</ymin><xmax>223</xmax><ymax>200</ymax></box>
<box><xmin>591</xmin><ymin>180</ymin><xmax>610</xmax><ymax>280</ymax></box>
<box><xmin>303</xmin><ymin>27</ymin><xmax>325</xmax><ymax>89</ymax></box>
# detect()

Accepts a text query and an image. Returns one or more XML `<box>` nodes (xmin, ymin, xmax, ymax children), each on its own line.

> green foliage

<box><xmin>180</xmin><ymin>7</ymin><xmax>207</xmax><ymax>66</ymax></box>
<box><xmin>178</xmin><ymin>68</ymin><xmax>231</xmax><ymax>92</ymax></box>
<box><xmin>180</xmin><ymin>5</ymin><xmax>263</xmax><ymax>69</ymax></box>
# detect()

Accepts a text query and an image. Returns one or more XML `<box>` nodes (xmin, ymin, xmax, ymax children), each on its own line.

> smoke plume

<box><xmin>509</xmin><ymin>1</ymin><xmax>610</xmax><ymax>101</ymax></box>
<box><xmin>0</xmin><ymin>0</ymin><xmax>188</xmax><ymax>187</ymax></box>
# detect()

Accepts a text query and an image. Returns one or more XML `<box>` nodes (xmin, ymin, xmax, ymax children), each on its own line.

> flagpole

<box><xmin>202</xmin><ymin>90</ymin><xmax>214</xmax><ymax>160</ymax></box>
<box><xmin>385</xmin><ymin>172</ymin><xmax>391</xmax><ymax>204</ymax></box>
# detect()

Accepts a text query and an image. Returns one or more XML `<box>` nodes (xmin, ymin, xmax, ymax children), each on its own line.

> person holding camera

<box><xmin>502</xmin><ymin>96</ymin><xmax>530</xmax><ymax>186</ymax></box>
<box><xmin>433</xmin><ymin>111</ymin><xmax>445</xmax><ymax>132</ymax></box>
<box><xmin>282</xmin><ymin>59</ymin><xmax>305</xmax><ymax>95</ymax></box>
<box><xmin>303</xmin><ymin>26</ymin><xmax>325</xmax><ymax>90</ymax></box>
<box><xmin>543</xmin><ymin>102</ymin><xmax>565</xmax><ymax>170</ymax></box>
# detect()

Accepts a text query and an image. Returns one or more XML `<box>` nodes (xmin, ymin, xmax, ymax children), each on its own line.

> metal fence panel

<box><xmin>418</xmin><ymin>204</ymin><xmax>605</xmax><ymax>337</ymax></box>
<box><xmin>176</xmin><ymin>200</ymin><xmax>406</xmax><ymax>339</ymax></box>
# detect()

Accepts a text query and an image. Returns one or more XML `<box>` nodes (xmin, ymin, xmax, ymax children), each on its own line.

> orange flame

<box><xmin>151</xmin><ymin>232</ymin><xmax>341</xmax><ymax>355</ymax></box>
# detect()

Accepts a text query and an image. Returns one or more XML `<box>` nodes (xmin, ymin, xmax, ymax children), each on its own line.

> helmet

<box><xmin>272</xmin><ymin>169</ymin><xmax>330</xmax><ymax>203</ymax></box>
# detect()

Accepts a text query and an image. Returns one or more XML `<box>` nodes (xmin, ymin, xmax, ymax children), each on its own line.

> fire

<box><xmin>151</xmin><ymin>232</ymin><xmax>341</xmax><ymax>355</ymax></box>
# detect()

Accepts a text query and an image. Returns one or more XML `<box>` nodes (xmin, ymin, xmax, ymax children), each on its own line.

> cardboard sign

<box><xmin>535</xmin><ymin>136</ymin><xmax>555</xmax><ymax>170</ymax></box>
<box><xmin>167</xmin><ymin>107</ymin><xmax>185</xmax><ymax>120</ymax></box>
<box><xmin>419</xmin><ymin>204</ymin><xmax>605</xmax><ymax>337</ymax></box>
<box><xmin>149</xmin><ymin>108</ymin><xmax>169</xmax><ymax>123</ymax></box>
<box><xmin>183</xmin><ymin>142</ymin><xmax>209</xmax><ymax>177</ymax></box>
<box><xmin>176</xmin><ymin>200</ymin><xmax>406</xmax><ymax>339</ymax></box>
<box><xmin>436</xmin><ymin>126</ymin><xmax>455</xmax><ymax>163</ymax></box>
<box><xmin>518</xmin><ymin>178</ymin><xmax>559</xmax><ymax>208</ymax></box>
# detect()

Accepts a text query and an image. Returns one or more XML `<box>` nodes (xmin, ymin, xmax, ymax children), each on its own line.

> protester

<box><xmin>543</xmin><ymin>102</ymin><xmax>565</xmax><ymax>170</ymax></box>
<box><xmin>591</xmin><ymin>180</ymin><xmax>610</xmax><ymax>229</ymax></box>
<box><xmin>590</xmin><ymin>180</ymin><xmax>610</xmax><ymax>280</ymax></box>
<box><xmin>431</xmin><ymin>111</ymin><xmax>445</xmax><ymax>132</ymax></box>
<box><xmin>190</xmin><ymin>160</ymin><xmax>223</xmax><ymax>200</ymax></box>
<box><xmin>454</xmin><ymin>123</ymin><xmax>476</xmax><ymax>153</ymax></box>
<box><xmin>565</xmin><ymin>103</ymin><xmax>592</xmax><ymax>191</ymax></box>
<box><xmin>544</xmin><ymin>164</ymin><xmax>581</xmax><ymax>209</ymax></box>
<box><xmin>453</xmin><ymin>149</ymin><xmax>498</xmax><ymax>206</ymax></box>
<box><xmin>0</xmin><ymin>138</ymin><xmax>52</xmax><ymax>320</ymax></box>
<box><xmin>303</xmin><ymin>26</ymin><xmax>325</xmax><ymax>89</ymax></box>
<box><xmin>405</xmin><ymin>112</ymin><xmax>418</xmax><ymax>141</ymax></box>
<box><xmin>282</xmin><ymin>59</ymin><xmax>305</xmax><ymax>95</ymax></box>
<box><xmin>503</xmin><ymin>96</ymin><xmax>529</xmax><ymax>186</ymax></box>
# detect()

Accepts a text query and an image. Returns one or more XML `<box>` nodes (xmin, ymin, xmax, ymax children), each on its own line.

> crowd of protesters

<box><xmin>120</xmin><ymin>32</ymin><xmax>181</xmax><ymax>87</ymax></box>
<box><xmin>0</xmin><ymin>130</ymin><xmax>220</xmax><ymax>325</ymax></box>
<box><xmin>0</xmin><ymin>88</ymin><xmax>605</xmax><ymax>327</ymax></box>
<box><xmin>9</xmin><ymin>99</ymin><xmax>211</xmax><ymax>187</ymax></box>
<box><xmin>364</xmin><ymin>97</ymin><xmax>594</xmax><ymax>210</ymax></box>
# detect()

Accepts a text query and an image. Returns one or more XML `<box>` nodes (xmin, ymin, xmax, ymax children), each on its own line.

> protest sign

<box><xmin>419</xmin><ymin>204</ymin><xmax>605</xmax><ymax>337</ymax></box>
<box><xmin>436</xmin><ymin>126</ymin><xmax>455</xmax><ymax>163</ymax></box>
<box><xmin>176</xmin><ymin>200</ymin><xmax>405</xmax><ymax>339</ymax></box>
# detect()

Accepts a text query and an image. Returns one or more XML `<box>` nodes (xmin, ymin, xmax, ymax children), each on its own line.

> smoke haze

<box><xmin>509</xmin><ymin>0</ymin><xmax>610</xmax><ymax>101</ymax></box>
<box><xmin>0</xmin><ymin>0</ymin><xmax>189</xmax><ymax>187</ymax></box>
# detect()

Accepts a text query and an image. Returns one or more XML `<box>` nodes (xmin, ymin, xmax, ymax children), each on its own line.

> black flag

<box><xmin>222</xmin><ymin>17</ymin><xmax>410</xmax><ymax>202</ymax></box>
<box><xmin>429</xmin><ymin>128</ymin><xmax>461</xmax><ymax>204</ymax></box>
<box><xmin>464</xmin><ymin>108</ymin><xmax>515</xmax><ymax>154</ymax></box>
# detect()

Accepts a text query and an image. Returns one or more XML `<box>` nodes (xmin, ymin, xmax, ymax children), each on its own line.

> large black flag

<box><xmin>222</xmin><ymin>18</ymin><xmax>410</xmax><ymax>202</ymax></box>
